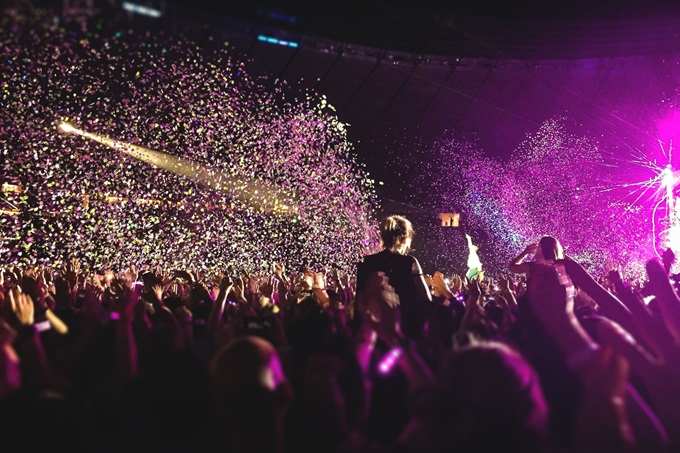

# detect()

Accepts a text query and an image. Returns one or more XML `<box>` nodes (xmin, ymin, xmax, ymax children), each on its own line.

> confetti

<box><xmin>388</xmin><ymin>117</ymin><xmax>652</xmax><ymax>283</ymax></box>
<box><xmin>0</xmin><ymin>1</ymin><xmax>380</xmax><ymax>274</ymax></box>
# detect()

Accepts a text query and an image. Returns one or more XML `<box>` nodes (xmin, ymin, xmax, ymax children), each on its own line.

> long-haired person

<box><xmin>356</xmin><ymin>214</ymin><xmax>432</xmax><ymax>341</ymax></box>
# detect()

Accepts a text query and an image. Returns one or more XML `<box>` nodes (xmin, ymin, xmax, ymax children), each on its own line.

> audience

<box><xmin>1</xmin><ymin>228</ymin><xmax>679</xmax><ymax>453</ymax></box>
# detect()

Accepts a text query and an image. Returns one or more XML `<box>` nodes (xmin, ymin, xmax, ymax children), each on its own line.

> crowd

<box><xmin>0</xmin><ymin>213</ymin><xmax>679</xmax><ymax>453</ymax></box>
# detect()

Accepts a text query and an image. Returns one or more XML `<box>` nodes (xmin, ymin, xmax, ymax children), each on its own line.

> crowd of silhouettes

<box><xmin>1</xmin><ymin>214</ymin><xmax>680</xmax><ymax>453</ymax></box>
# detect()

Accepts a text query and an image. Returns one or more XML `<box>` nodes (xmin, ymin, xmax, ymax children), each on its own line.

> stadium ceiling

<box><xmin>76</xmin><ymin>0</ymin><xmax>680</xmax><ymax>206</ymax></box>
<box><xmin>163</xmin><ymin>0</ymin><xmax>680</xmax><ymax>59</ymax></box>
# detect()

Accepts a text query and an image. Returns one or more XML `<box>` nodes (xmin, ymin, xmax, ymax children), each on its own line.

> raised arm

<box><xmin>109</xmin><ymin>281</ymin><xmax>141</xmax><ymax>383</ymax></box>
<box><xmin>563</xmin><ymin>255</ymin><xmax>643</xmax><ymax>344</ymax></box>
<box><xmin>593</xmin><ymin>260</ymin><xmax>680</xmax><ymax>450</ymax></box>
<box><xmin>206</xmin><ymin>274</ymin><xmax>233</xmax><ymax>344</ymax></box>
<box><xmin>509</xmin><ymin>242</ymin><xmax>538</xmax><ymax>274</ymax></box>
<box><xmin>7</xmin><ymin>286</ymin><xmax>51</xmax><ymax>386</ymax></box>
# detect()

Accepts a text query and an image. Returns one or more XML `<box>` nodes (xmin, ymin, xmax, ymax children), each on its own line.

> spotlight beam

<box><xmin>57</xmin><ymin>122</ymin><xmax>298</xmax><ymax>214</ymax></box>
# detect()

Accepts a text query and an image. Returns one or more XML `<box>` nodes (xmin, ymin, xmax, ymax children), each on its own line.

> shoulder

<box><xmin>366</xmin><ymin>249</ymin><xmax>391</xmax><ymax>259</ymax></box>
<box><xmin>407</xmin><ymin>255</ymin><xmax>424</xmax><ymax>274</ymax></box>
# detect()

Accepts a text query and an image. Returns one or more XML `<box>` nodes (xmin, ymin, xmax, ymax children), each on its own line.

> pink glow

<box><xmin>377</xmin><ymin>347</ymin><xmax>402</xmax><ymax>375</ymax></box>
<box><xmin>657</xmin><ymin>111</ymin><xmax>680</xmax><ymax>159</ymax></box>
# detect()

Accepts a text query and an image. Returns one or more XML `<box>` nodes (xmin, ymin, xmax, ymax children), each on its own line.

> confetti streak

<box><xmin>58</xmin><ymin>121</ymin><xmax>300</xmax><ymax>214</ymax></box>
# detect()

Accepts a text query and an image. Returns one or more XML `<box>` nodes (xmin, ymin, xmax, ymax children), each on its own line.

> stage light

<box><xmin>662</xmin><ymin>165</ymin><xmax>676</xmax><ymax>188</ymax></box>
<box><xmin>257</xmin><ymin>35</ymin><xmax>298</xmax><ymax>48</ymax></box>
<box><xmin>121</xmin><ymin>1</ymin><xmax>163</xmax><ymax>18</ymax></box>
<box><xmin>2</xmin><ymin>183</ymin><xmax>23</xmax><ymax>194</ymax></box>
<box><xmin>56</xmin><ymin>121</ymin><xmax>299</xmax><ymax>215</ymax></box>
<box><xmin>58</xmin><ymin>122</ymin><xmax>76</xmax><ymax>134</ymax></box>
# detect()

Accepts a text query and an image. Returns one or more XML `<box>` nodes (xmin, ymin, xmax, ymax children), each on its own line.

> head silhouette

<box><xmin>380</xmin><ymin>214</ymin><xmax>414</xmax><ymax>254</ymax></box>
<box><xmin>209</xmin><ymin>336</ymin><xmax>291</xmax><ymax>429</ymax></box>
<box><xmin>426</xmin><ymin>341</ymin><xmax>548</xmax><ymax>453</ymax></box>
<box><xmin>537</xmin><ymin>236</ymin><xmax>563</xmax><ymax>262</ymax></box>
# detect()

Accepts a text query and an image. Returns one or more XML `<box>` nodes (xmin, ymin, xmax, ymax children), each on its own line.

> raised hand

<box><xmin>6</xmin><ymin>283</ymin><xmax>51</xmax><ymax>384</ymax></box>
<box><xmin>509</xmin><ymin>243</ymin><xmax>539</xmax><ymax>274</ymax></box>
<box><xmin>497</xmin><ymin>274</ymin><xmax>518</xmax><ymax>312</ymax></box>
<box><xmin>274</xmin><ymin>273</ymin><xmax>290</xmax><ymax>306</ymax></box>
<box><xmin>247</xmin><ymin>275</ymin><xmax>259</xmax><ymax>297</ymax></box>
<box><xmin>498</xmin><ymin>274</ymin><xmax>511</xmax><ymax>292</ymax></box>
<box><xmin>339</xmin><ymin>271</ymin><xmax>350</xmax><ymax>287</ymax></box>
<box><xmin>451</xmin><ymin>274</ymin><xmax>463</xmax><ymax>294</ymax></box>
<box><xmin>217</xmin><ymin>273</ymin><xmax>233</xmax><ymax>296</ymax></box>
<box><xmin>524</xmin><ymin>242</ymin><xmax>539</xmax><ymax>254</ymax></box>
<box><xmin>662</xmin><ymin>248</ymin><xmax>675</xmax><ymax>275</ymax></box>
<box><xmin>174</xmin><ymin>270</ymin><xmax>196</xmax><ymax>284</ymax></box>
<box><xmin>151</xmin><ymin>283</ymin><xmax>164</xmax><ymax>306</ymax></box>
<box><xmin>0</xmin><ymin>317</ymin><xmax>19</xmax><ymax>398</ymax></box>
<box><xmin>432</xmin><ymin>271</ymin><xmax>454</xmax><ymax>300</ymax></box>
<box><xmin>361</xmin><ymin>270</ymin><xmax>433</xmax><ymax>390</ymax></box>
<box><xmin>259</xmin><ymin>275</ymin><xmax>276</xmax><ymax>301</ymax></box>
<box><xmin>20</xmin><ymin>273</ymin><xmax>48</xmax><ymax>313</ymax></box>
<box><xmin>64</xmin><ymin>258</ymin><xmax>81</xmax><ymax>290</ymax></box>
<box><xmin>80</xmin><ymin>285</ymin><xmax>109</xmax><ymax>327</ymax></box>
<box><xmin>274</xmin><ymin>262</ymin><xmax>286</xmax><ymax>282</ymax></box>
<box><xmin>232</xmin><ymin>274</ymin><xmax>247</xmax><ymax>305</ymax></box>
<box><xmin>8</xmin><ymin>286</ymin><xmax>35</xmax><ymax>326</ymax></box>
<box><xmin>467</xmin><ymin>276</ymin><xmax>481</xmax><ymax>304</ymax></box>
<box><xmin>459</xmin><ymin>277</ymin><xmax>486</xmax><ymax>331</ymax></box>
<box><xmin>311</xmin><ymin>271</ymin><xmax>330</xmax><ymax>306</ymax></box>
<box><xmin>110</xmin><ymin>279</ymin><xmax>141</xmax><ymax>322</ymax></box>
<box><xmin>31</xmin><ymin>273</ymin><xmax>68</xmax><ymax>333</ymax></box>
<box><xmin>103</xmin><ymin>269</ymin><xmax>115</xmax><ymax>288</ymax></box>
<box><xmin>302</xmin><ymin>269</ymin><xmax>315</xmax><ymax>291</ymax></box>
<box><xmin>523</xmin><ymin>262</ymin><xmax>597</xmax><ymax>361</ymax></box>
<box><xmin>595</xmin><ymin>259</ymin><xmax>680</xmax><ymax>449</ymax></box>
<box><xmin>563</xmin><ymin>255</ymin><xmax>642</xmax><ymax>344</ymax></box>
<box><xmin>573</xmin><ymin>346</ymin><xmax>635</xmax><ymax>453</ymax></box>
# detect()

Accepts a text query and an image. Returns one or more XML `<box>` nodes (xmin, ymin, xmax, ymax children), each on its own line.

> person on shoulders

<box><xmin>356</xmin><ymin>215</ymin><xmax>432</xmax><ymax>341</ymax></box>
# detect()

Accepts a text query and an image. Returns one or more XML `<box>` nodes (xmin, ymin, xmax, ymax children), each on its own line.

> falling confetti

<box><xmin>391</xmin><ymin>117</ymin><xmax>652</xmax><ymax>283</ymax></box>
<box><xmin>0</xmin><ymin>1</ymin><xmax>380</xmax><ymax>274</ymax></box>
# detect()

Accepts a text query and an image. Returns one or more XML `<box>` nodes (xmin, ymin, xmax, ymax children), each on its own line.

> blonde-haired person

<box><xmin>356</xmin><ymin>214</ymin><xmax>432</xmax><ymax>341</ymax></box>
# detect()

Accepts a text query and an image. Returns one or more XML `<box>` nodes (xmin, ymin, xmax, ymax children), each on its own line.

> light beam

<box><xmin>57</xmin><ymin>121</ymin><xmax>298</xmax><ymax>214</ymax></box>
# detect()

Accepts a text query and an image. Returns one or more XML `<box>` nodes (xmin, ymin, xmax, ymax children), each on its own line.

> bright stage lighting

<box><xmin>55</xmin><ymin>121</ymin><xmax>299</xmax><ymax>215</ymax></box>
<box><xmin>58</xmin><ymin>122</ymin><xmax>76</xmax><ymax>134</ymax></box>
<box><xmin>121</xmin><ymin>2</ymin><xmax>163</xmax><ymax>18</ymax></box>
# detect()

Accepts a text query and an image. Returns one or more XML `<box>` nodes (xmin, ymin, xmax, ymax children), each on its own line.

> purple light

<box><xmin>377</xmin><ymin>347</ymin><xmax>402</xmax><ymax>375</ymax></box>
<box><xmin>651</xmin><ymin>110</ymin><xmax>680</xmax><ymax>261</ymax></box>
<box><xmin>656</xmin><ymin>110</ymin><xmax>680</xmax><ymax>162</ymax></box>
<box><xmin>662</xmin><ymin>165</ymin><xmax>675</xmax><ymax>189</ymax></box>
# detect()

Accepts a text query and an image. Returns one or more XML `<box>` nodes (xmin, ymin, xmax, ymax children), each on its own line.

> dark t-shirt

<box><xmin>356</xmin><ymin>250</ymin><xmax>429</xmax><ymax>339</ymax></box>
